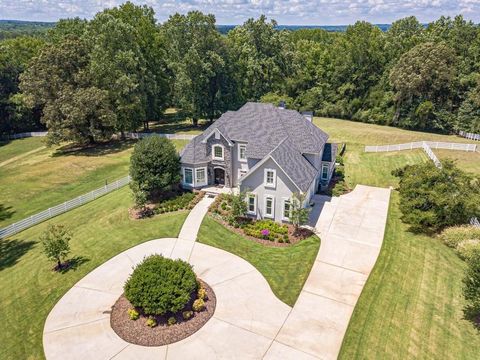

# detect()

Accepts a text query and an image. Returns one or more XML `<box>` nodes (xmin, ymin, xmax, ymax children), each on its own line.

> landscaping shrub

<box><xmin>393</xmin><ymin>161</ymin><xmax>480</xmax><ymax>233</ymax></box>
<box><xmin>192</xmin><ymin>299</ymin><xmax>205</xmax><ymax>312</ymax></box>
<box><xmin>456</xmin><ymin>240</ymin><xmax>480</xmax><ymax>261</ymax></box>
<box><xmin>146</xmin><ymin>317</ymin><xmax>157</xmax><ymax>328</ymax></box>
<box><xmin>167</xmin><ymin>317</ymin><xmax>177</xmax><ymax>326</ymax></box>
<box><xmin>463</xmin><ymin>250</ymin><xmax>480</xmax><ymax>323</ymax></box>
<box><xmin>439</xmin><ymin>225</ymin><xmax>480</xmax><ymax>248</ymax></box>
<box><xmin>182</xmin><ymin>311</ymin><xmax>193</xmax><ymax>320</ymax></box>
<box><xmin>124</xmin><ymin>255</ymin><xmax>198</xmax><ymax>316</ymax></box>
<box><xmin>197</xmin><ymin>288</ymin><xmax>207</xmax><ymax>300</ymax></box>
<box><xmin>243</xmin><ymin>219</ymin><xmax>288</xmax><ymax>241</ymax></box>
<box><xmin>154</xmin><ymin>191</ymin><xmax>197</xmax><ymax>214</ymax></box>
<box><xmin>127</xmin><ymin>308</ymin><xmax>139</xmax><ymax>320</ymax></box>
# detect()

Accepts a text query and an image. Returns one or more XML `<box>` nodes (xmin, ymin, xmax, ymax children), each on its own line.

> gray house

<box><xmin>180</xmin><ymin>102</ymin><xmax>337</xmax><ymax>222</ymax></box>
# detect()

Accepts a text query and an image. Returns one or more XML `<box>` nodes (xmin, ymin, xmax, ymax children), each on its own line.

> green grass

<box><xmin>313</xmin><ymin>117</ymin><xmax>480</xmax><ymax>358</ymax></box>
<box><xmin>0</xmin><ymin>186</ymin><xmax>188</xmax><ymax>360</ymax></box>
<box><xmin>435</xmin><ymin>149</ymin><xmax>480</xmax><ymax>176</ymax></box>
<box><xmin>0</xmin><ymin>137</ymin><xmax>46</xmax><ymax>164</ymax></box>
<box><xmin>339</xmin><ymin>193</ymin><xmax>480</xmax><ymax>359</ymax></box>
<box><xmin>0</xmin><ymin>139</ymin><xmax>188</xmax><ymax>228</ymax></box>
<box><xmin>197</xmin><ymin>216</ymin><xmax>320</xmax><ymax>306</ymax></box>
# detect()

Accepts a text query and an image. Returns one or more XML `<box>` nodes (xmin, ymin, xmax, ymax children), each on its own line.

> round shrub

<box><xmin>124</xmin><ymin>255</ymin><xmax>198</xmax><ymax>315</ymax></box>
<box><xmin>192</xmin><ymin>298</ymin><xmax>205</xmax><ymax>312</ymax></box>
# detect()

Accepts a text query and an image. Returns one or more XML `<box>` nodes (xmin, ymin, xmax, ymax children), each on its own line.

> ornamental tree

<box><xmin>129</xmin><ymin>136</ymin><xmax>181</xmax><ymax>198</ymax></box>
<box><xmin>40</xmin><ymin>224</ymin><xmax>72</xmax><ymax>270</ymax></box>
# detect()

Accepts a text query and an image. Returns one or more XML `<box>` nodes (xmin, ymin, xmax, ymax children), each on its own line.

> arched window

<box><xmin>212</xmin><ymin>144</ymin><xmax>224</xmax><ymax>160</ymax></box>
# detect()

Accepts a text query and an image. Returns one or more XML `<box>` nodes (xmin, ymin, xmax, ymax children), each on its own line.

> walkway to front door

<box><xmin>214</xmin><ymin>167</ymin><xmax>225</xmax><ymax>185</ymax></box>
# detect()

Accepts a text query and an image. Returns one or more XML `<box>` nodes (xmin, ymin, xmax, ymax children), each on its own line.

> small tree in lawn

<box><xmin>129</xmin><ymin>136</ymin><xmax>181</xmax><ymax>199</ymax></box>
<box><xmin>463</xmin><ymin>250</ymin><xmax>480</xmax><ymax>324</ymax></box>
<box><xmin>290</xmin><ymin>192</ymin><xmax>310</xmax><ymax>233</ymax></box>
<box><xmin>40</xmin><ymin>224</ymin><xmax>72</xmax><ymax>271</ymax></box>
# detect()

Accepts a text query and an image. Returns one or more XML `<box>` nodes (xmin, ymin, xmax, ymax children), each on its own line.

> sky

<box><xmin>1</xmin><ymin>0</ymin><xmax>480</xmax><ymax>25</ymax></box>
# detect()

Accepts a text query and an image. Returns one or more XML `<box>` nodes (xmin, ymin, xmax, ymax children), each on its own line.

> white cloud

<box><xmin>1</xmin><ymin>0</ymin><xmax>480</xmax><ymax>24</ymax></box>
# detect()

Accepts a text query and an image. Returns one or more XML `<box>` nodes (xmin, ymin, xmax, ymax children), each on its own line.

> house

<box><xmin>180</xmin><ymin>102</ymin><xmax>337</xmax><ymax>222</ymax></box>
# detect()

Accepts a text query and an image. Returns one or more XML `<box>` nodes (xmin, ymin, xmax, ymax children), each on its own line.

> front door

<box><xmin>214</xmin><ymin>168</ymin><xmax>225</xmax><ymax>185</ymax></box>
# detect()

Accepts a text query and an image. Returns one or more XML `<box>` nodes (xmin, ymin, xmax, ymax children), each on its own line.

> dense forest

<box><xmin>0</xmin><ymin>2</ymin><xmax>479</xmax><ymax>144</ymax></box>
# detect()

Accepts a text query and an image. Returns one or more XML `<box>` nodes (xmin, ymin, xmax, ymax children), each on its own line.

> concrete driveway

<box><xmin>265</xmin><ymin>185</ymin><xmax>391</xmax><ymax>359</ymax></box>
<box><xmin>43</xmin><ymin>197</ymin><xmax>291</xmax><ymax>360</ymax></box>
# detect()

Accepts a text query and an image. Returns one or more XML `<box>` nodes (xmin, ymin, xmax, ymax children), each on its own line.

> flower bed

<box><xmin>154</xmin><ymin>190</ymin><xmax>205</xmax><ymax>214</ymax></box>
<box><xmin>209</xmin><ymin>193</ymin><xmax>312</xmax><ymax>246</ymax></box>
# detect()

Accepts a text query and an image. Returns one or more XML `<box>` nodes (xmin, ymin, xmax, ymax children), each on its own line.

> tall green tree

<box><xmin>389</xmin><ymin>42</ymin><xmax>457</xmax><ymax>130</ymax></box>
<box><xmin>162</xmin><ymin>11</ymin><xmax>237</xmax><ymax>125</ymax></box>
<box><xmin>0</xmin><ymin>36</ymin><xmax>44</xmax><ymax>134</ymax></box>
<box><xmin>227</xmin><ymin>15</ymin><xmax>293</xmax><ymax>101</ymax></box>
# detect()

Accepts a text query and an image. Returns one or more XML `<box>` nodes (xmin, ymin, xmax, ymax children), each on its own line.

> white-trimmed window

<box><xmin>282</xmin><ymin>198</ymin><xmax>291</xmax><ymax>221</ymax></box>
<box><xmin>212</xmin><ymin>144</ymin><xmax>224</xmax><ymax>160</ymax></box>
<box><xmin>238</xmin><ymin>144</ymin><xmax>247</xmax><ymax>161</ymax></box>
<box><xmin>183</xmin><ymin>168</ymin><xmax>193</xmax><ymax>185</ymax></box>
<box><xmin>264</xmin><ymin>195</ymin><xmax>275</xmax><ymax>218</ymax></box>
<box><xmin>238</xmin><ymin>169</ymin><xmax>247</xmax><ymax>179</ymax></box>
<box><xmin>195</xmin><ymin>167</ymin><xmax>206</xmax><ymax>186</ymax></box>
<box><xmin>321</xmin><ymin>164</ymin><xmax>329</xmax><ymax>180</ymax></box>
<box><xmin>264</xmin><ymin>168</ymin><xmax>276</xmax><ymax>188</ymax></box>
<box><xmin>247</xmin><ymin>193</ymin><xmax>257</xmax><ymax>215</ymax></box>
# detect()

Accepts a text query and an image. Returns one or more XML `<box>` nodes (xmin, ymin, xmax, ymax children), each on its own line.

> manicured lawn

<box><xmin>0</xmin><ymin>136</ymin><xmax>45</xmax><ymax>164</ymax></box>
<box><xmin>197</xmin><ymin>216</ymin><xmax>320</xmax><ymax>306</ymax></box>
<box><xmin>0</xmin><ymin>139</ymin><xmax>188</xmax><ymax>228</ymax></box>
<box><xmin>313</xmin><ymin>118</ymin><xmax>480</xmax><ymax>358</ymax></box>
<box><xmin>0</xmin><ymin>186</ymin><xmax>188</xmax><ymax>360</ymax></box>
<box><xmin>339</xmin><ymin>193</ymin><xmax>480</xmax><ymax>359</ymax></box>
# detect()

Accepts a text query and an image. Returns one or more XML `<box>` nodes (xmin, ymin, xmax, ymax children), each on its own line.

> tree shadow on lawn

<box><xmin>52</xmin><ymin>139</ymin><xmax>135</xmax><ymax>158</ymax></box>
<box><xmin>0</xmin><ymin>204</ymin><xmax>15</xmax><ymax>221</ymax></box>
<box><xmin>463</xmin><ymin>305</ymin><xmax>480</xmax><ymax>332</ymax></box>
<box><xmin>0</xmin><ymin>238</ymin><xmax>35</xmax><ymax>271</ymax></box>
<box><xmin>57</xmin><ymin>255</ymin><xmax>90</xmax><ymax>274</ymax></box>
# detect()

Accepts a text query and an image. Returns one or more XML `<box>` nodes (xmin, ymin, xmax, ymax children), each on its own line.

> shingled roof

<box><xmin>180</xmin><ymin>102</ymin><xmax>330</xmax><ymax>192</ymax></box>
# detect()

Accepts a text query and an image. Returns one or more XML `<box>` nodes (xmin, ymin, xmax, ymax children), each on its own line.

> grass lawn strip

<box><xmin>197</xmin><ymin>215</ymin><xmax>320</xmax><ymax>306</ymax></box>
<box><xmin>0</xmin><ymin>187</ymin><xmax>187</xmax><ymax>360</ymax></box>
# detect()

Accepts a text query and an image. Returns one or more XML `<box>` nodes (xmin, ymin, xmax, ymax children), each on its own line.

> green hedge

<box><xmin>124</xmin><ymin>255</ymin><xmax>198</xmax><ymax>315</ymax></box>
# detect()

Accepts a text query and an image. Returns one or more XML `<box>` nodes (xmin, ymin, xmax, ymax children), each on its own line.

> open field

<box><xmin>0</xmin><ymin>138</ymin><xmax>188</xmax><ymax>228</ymax></box>
<box><xmin>198</xmin><ymin>216</ymin><xmax>320</xmax><ymax>306</ymax></box>
<box><xmin>0</xmin><ymin>187</ymin><xmax>188</xmax><ymax>360</ymax></box>
<box><xmin>315</xmin><ymin>118</ymin><xmax>480</xmax><ymax>358</ymax></box>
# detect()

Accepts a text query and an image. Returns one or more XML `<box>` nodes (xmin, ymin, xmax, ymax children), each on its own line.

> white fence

<box><xmin>124</xmin><ymin>132</ymin><xmax>196</xmax><ymax>141</ymax></box>
<box><xmin>2</xmin><ymin>131</ymin><xmax>196</xmax><ymax>141</ymax></box>
<box><xmin>422</xmin><ymin>142</ymin><xmax>442</xmax><ymax>168</ymax></box>
<box><xmin>459</xmin><ymin>130</ymin><xmax>480</xmax><ymax>141</ymax></box>
<box><xmin>365</xmin><ymin>141</ymin><xmax>477</xmax><ymax>153</ymax></box>
<box><xmin>1</xmin><ymin>131</ymin><xmax>48</xmax><ymax>140</ymax></box>
<box><xmin>0</xmin><ymin>176</ymin><xmax>131</xmax><ymax>239</ymax></box>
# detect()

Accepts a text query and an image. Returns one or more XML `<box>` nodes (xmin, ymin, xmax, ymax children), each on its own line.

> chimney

<box><xmin>302</xmin><ymin>111</ymin><xmax>314</xmax><ymax>122</ymax></box>
<box><xmin>278</xmin><ymin>100</ymin><xmax>286</xmax><ymax>109</ymax></box>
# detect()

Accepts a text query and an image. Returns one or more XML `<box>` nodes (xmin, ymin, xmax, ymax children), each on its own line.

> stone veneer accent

<box><xmin>206</xmin><ymin>135</ymin><xmax>233</xmax><ymax>187</ymax></box>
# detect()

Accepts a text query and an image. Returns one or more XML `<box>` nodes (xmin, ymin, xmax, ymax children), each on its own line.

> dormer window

<box><xmin>238</xmin><ymin>144</ymin><xmax>247</xmax><ymax>161</ymax></box>
<box><xmin>264</xmin><ymin>168</ymin><xmax>276</xmax><ymax>188</ymax></box>
<box><xmin>212</xmin><ymin>144</ymin><xmax>224</xmax><ymax>160</ymax></box>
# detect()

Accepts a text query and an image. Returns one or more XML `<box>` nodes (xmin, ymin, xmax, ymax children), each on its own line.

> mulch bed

<box><xmin>210</xmin><ymin>215</ymin><xmax>313</xmax><ymax>248</ymax></box>
<box><xmin>110</xmin><ymin>279</ymin><xmax>216</xmax><ymax>346</ymax></box>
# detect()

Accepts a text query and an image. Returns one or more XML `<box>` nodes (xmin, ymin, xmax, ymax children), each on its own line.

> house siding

<box><xmin>240</xmin><ymin>158</ymin><xmax>299</xmax><ymax>222</ymax></box>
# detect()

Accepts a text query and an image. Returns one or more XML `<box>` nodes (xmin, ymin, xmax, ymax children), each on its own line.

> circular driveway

<box><xmin>43</xmin><ymin>238</ymin><xmax>292</xmax><ymax>360</ymax></box>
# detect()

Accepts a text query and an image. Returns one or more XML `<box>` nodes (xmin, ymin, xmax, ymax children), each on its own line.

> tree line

<box><xmin>1</xmin><ymin>2</ymin><xmax>479</xmax><ymax>145</ymax></box>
